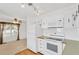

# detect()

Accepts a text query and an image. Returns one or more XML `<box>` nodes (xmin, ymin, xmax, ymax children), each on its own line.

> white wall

<box><xmin>63</xmin><ymin>4</ymin><xmax>79</xmax><ymax>41</ymax></box>
<box><xmin>19</xmin><ymin>20</ymin><xmax>27</xmax><ymax>40</ymax></box>
<box><xmin>40</xmin><ymin>4</ymin><xmax>79</xmax><ymax>41</ymax></box>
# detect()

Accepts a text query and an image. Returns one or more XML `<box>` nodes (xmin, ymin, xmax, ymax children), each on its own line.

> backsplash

<box><xmin>43</xmin><ymin>28</ymin><xmax>64</xmax><ymax>36</ymax></box>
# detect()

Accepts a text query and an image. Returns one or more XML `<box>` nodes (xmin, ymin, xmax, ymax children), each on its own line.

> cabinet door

<box><xmin>37</xmin><ymin>39</ymin><xmax>45</xmax><ymax>52</ymax></box>
<box><xmin>37</xmin><ymin>39</ymin><xmax>41</xmax><ymax>52</ymax></box>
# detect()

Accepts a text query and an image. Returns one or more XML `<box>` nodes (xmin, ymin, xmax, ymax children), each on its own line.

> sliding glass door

<box><xmin>3</xmin><ymin>24</ymin><xmax>18</xmax><ymax>43</ymax></box>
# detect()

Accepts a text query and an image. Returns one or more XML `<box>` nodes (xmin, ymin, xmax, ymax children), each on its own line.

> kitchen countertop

<box><xmin>37</xmin><ymin>36</ymin><xmax>79</xmax><ymax>55</ymax></box>
<box><xmin>37</xmin><ymin>35</ymin><xmax>64</xmax><ymax>41</ymax></box>
<box><xmin>63</xmin><ymin>39</ymin><xmax>79</xmax><ymax>55</ymax></box>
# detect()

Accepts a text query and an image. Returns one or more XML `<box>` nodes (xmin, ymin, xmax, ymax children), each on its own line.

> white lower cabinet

<box><xmin>37</xmin><ymin>39</ymin><xmax>45</xmax><ymax>53</ymax></box>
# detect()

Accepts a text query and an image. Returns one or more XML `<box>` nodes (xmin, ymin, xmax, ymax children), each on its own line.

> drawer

<box><xmin>37</xmin><ymin>39</ymin><xmax>45</xmax><ymax>52</ymax></box>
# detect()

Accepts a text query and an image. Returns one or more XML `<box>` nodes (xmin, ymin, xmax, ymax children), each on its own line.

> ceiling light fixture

<box><xmin>28</xmin><ymin>3</ymin><xmax>40</xmax><ymax>16</ymax></box>
<box><xmin>21</xmin><ymin>3</ymin><xmax>41</xmax><ymax>15</ymax></box>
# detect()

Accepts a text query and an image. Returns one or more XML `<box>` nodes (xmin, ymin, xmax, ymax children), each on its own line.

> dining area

<box><xmin>0</xmin><ymin>18</ymin><xmax>20</xmax><ymax>44</ymax></box>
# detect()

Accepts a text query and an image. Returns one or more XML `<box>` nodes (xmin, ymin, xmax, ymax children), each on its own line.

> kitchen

<box><xmin>26</xmin><ymin>3</ymin><xmax>79</xmax><ymax>55</ymax></box>
<box><xmin>0</xmin><ymin>3</ymin><xmax>79</xmax><ymax>55</ymax></box>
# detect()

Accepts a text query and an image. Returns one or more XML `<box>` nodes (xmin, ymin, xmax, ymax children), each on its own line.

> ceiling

<box><xmin>0</xmin><ymin>3</ymin><xmax>77</xmax><ymax>20</ymax></box>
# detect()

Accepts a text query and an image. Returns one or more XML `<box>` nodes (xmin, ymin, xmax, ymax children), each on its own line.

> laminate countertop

<box><xmin>37</xmin><ymin>36</ymin><xmax>64</xmax><ymax>41</ymax></box>
<box><xmin>62</xmin><ymin>39</ymin><xmax>79</xmax><ymax>55</ymax></box>
<box><xmin>37</xmin><ymin>36</ymin><xmax>79</xmax><ymax>55</ymax></box>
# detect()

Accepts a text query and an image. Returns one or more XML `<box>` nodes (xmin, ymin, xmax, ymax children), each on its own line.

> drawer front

<box><xmin>37</xmin><ymin>39</ymin><xmax>45</xmax><ymax>52</ymax></box>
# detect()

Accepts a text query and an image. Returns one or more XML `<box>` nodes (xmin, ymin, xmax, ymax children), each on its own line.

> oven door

<box><xmin>44</xmin><ymin>39</ymin><xmax>63</xmax><ymax>55</ymax></box>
